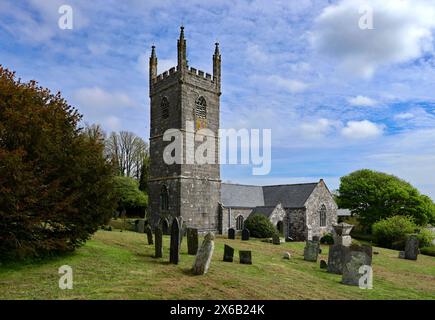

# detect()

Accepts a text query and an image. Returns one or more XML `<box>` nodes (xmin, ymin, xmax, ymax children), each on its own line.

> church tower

<box><xmin>148</xmin><ymin>27</ymin><xmax>221</xmax><ymax>233</ymax></box>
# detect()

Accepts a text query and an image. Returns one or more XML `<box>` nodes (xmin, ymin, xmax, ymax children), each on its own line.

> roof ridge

<box><xmin>262</xmin><ymin>182</ymin><xmax>318</xmax><ymax>187</ymax></box>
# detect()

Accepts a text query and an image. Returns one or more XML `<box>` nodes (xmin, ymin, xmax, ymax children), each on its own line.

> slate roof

<box><xmin>250</xmin><ymin>206</ymin><xmax>276</xmax><ymax>217</ymax></box>
<box><xmin>221</xmin><ymin>182</ymin><xmax>318</xmax><ymax>209</ymax></box>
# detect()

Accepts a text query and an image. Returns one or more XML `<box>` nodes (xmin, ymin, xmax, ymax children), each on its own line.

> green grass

<box><xmin>0</xmin><ymin>230</ymin><xmax>434</xmax><ymax>299</ymax></box>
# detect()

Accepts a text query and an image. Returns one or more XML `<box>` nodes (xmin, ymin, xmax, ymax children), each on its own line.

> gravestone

<box><xmin>239</xmin><ymin>251</ymin><xmax>252</xmax><ymax>264</ymax></box>
<box><xmin>320</xmin><ymin>259</ymin><xmax>328</xmax><ymax>269</ymax></box>
<box><xmin>398</xmin><ymin>251</ymin><xmax>405</xmax><ymax>259</ymax></box>
<box><xmin>145</xmin><ymin>225</ymin><xmax>153</xmax><ymax>245</ymax></box>
<box><xmin>272</xmin><ymin>234</ymin><xmax>280</xmax><ymax>245</ymax></box>
<box><xmin>154</xmin><ymin>226</ymin><xmax>163</xmax><ymax>258</ymax></box>
<box><xmin>342</xmin><ymin>245</ymin><xmax>373</xmax><ymax>287</ymax></box>
<box><xmin>187</xmin><ymin>228</ymin><xmax>199</xmax><ymax>255</ymax></box>
<box><xmin>192</xmin><ymin>232</ymin><xmax>215</xmax><ymax>275</ymax></box>
<box><xmin>136</xmin><ymin>220</ymin><xmax>145</xmax><ymax>233</ymax></box>
<box><xmin>327</xmin><ymin>245</ymin><xmax>350</xmax><ymax>274</ymax></box>
<box><xmin>404</xmin><ymin>235</ymin><xmax>419</xmax><ymax>260</ymax></box>
<box><xmin>169</xmin><ymin>217</ymin><xmax>181</xmax><ymax>264</ymax></box>
<box><xmin>304</xmin><ymin>240</ymin><xmax>320</xmax><ymax>262</ymax></box>
<box><xmin>179</xmin><ymin>218</ymin><xmax>185</xmax><ymax>245</ymax></box>
<box><xmin>241</xmin><ymin>228</ymin><xmax>250</xmax><ymax>241</ymax></box>
<box><xmin>228</xmin><ymin>228</ymin><xmax>235</xmax><ymax>239</ymax></box>
<box><xmin>223</xmin><ymin>244</ymin><xmax>234</xmax><ymax>262</ymax></box>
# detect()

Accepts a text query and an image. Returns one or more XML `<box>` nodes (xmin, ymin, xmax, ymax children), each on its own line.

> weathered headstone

<box><xmin>398</xmin><ymin>251</ymin><xmax>405</xmax><ymax>259</ymax></box>
<box><xmin>342</xmin><ymin>245</ymin><xmax>373</xmax><ymax>287</ymax></box>
<box><xmin>154</xmin><ymin>226</ymin><xmax>163</xmax><ymax>258</ymax></box>
<box><xmin>187</xmin><ymin>228</ymin><xmax>199</xmax><ymax>255</ymax></box>
<box><xmin>136</xmin><ymin>220</ymin><xmax>145</xmax><ymax>233</ymax></box>
<box><xmin>169</xmin><ymin>217</ymin><xmax>181</xmax><ymax>264</ymax></box>
<box><xmin>145</xmin><ymin>225</ymin><xmax>153</xmax><ymax>245</ymax></box>
<box><xmin>327</xmin><ymin>245</ymin><xmax>349</xmax><ymax>274</ymax></box>
<box><xmin>272</xmin><ymin>234</ymin><xmax>280</xmax><ymax>245</ymax></box>
<box><xmin>239</xmin><ymin>250</ymin><xmax>252</xmax><ymax>264</ymax></box>
<box><xmin>192</xmin><ymin>232</ymin><xmax>215</xmax><ymax>275</ymax></box>
<box><xmin>223</xmin><ymin>244</ymin><xmax>234</xmax><ymax>262</ymax></box>
<box><xmin>228</xmin><ymin>228</ymin><xmax>235</xmax><ymax>239</ymax></box>
<box><xmin>241</xmin><ymin>228</ymin><xmax>250</xmax><ymax>241</ymax></box>
<box><xmin>320</xmin><ymin>259</ymin><xmax>328</xmax><ymax>269</ymax></box>
<box><xmin>404</xmin><ymin>235</ymin><xmax>419</xmax><ymax>260</ymax></box>
<box><xmin>283</xmin><ymin>252</ymin><xmax>291</xmax><ymax>260</ymax></box>
<box><xmin>304</xmin><ymin>240</ymin><xmax>320</xmax><ymax>262</ymax></box>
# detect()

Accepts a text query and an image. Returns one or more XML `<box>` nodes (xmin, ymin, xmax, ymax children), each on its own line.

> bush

<box><xmin>0</xmin><ymin>66</ymin><xmax>117</xmax><ymax>260</ymax></box>
<box><xmin>320</xmin><ymin>233</ymin><xmax>334</xmax><ymax>245</ymax></box>
<box><xmin>420</xmin><ymin>246</ymin><xmax>435</xmax><ymax>257</ymax></box>
<box><xmin>416</xmin><ymin>228</ymin><xmax>435</xmax><ymax>248</ymax></box>
<box><xmin>113</xmin><ymin>176</ymin><xmax>148</xmax><ymax>217</ymax></box>
<box><xmin>244</xmin><ymin>214</ymin><xmax>278</xmax><ymax>238</ymax></box>
<box><xmin>372</xmin><ymin>215</ymin><xmax>418</xmax><ymax>248</ymax></box>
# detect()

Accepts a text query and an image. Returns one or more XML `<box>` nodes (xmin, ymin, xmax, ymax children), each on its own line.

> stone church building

<box><xmin>148</xmin><ymin>27</ymin><xmax>337</xmax><ymax>240</ymax></box>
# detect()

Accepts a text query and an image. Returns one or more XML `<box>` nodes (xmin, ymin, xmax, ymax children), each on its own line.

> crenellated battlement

<box><xmin>152</xmin><ymin>66</ymin><xmax>178</xmax><ymax>84</ymax></box>
<box><xmin>152</xmin><ymin>65</ymin><xmax>215</xmax><ymax>85</ymax></box>
<box><xmin>188</xmin><ymin>66</ymin><xmax>214</xmax><ymax>82</ymax></box>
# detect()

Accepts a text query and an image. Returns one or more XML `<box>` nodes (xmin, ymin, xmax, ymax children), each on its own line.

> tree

<box><xmin>0</xmin><ymin>66</ymin><xmax>117</xmax><ymax>260</ymax></box>
<box><xmin>113</xmin><ymin>176</ymin><xmax>148</xmax><ymax>217</ymax></box>
<box><xmin>337</xmin><ymin>169</ymin><xmax>435</xmax><ymax>231</ymax></box>
<box><xmin>244</xmin><ymin>214</ymin><xmax>278</xmax><ymax>238</ymax></box>
<box><xmin>138</xmin><ymin>156</ymin><xmax>150</xmax><ymax>192</ymax></box>
<box><xmin>105</xmin><ymin>131</ymin><xmax>149</xmax><ymax>179</ymax></box>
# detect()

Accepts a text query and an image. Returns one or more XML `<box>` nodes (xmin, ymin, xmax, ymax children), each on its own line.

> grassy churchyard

<box><xmin>0</xmin><ymin>229</ymin><xmax>434</xmax><ymax>300</ymax></box>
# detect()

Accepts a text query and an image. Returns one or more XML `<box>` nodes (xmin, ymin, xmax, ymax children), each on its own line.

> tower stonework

<box><xmin>148</xmin><ymin>27</ymin><xmax>221</xmax><ymax>233</ymax></box>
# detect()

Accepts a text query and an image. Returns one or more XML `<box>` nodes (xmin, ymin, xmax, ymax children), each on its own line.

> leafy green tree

<box><xmin>372</xmin><ymin>215</ymin><xmax>417</xmax><ymax>248</ymax></box>
<box><xmin>0</xmin><ymin>66</ymin><xmax>117</xmax><ymax>260</ymax></box>
<box><xmin>337</xmin><ymin>169</ymin><xmax>435</xmax><ymax>231</ymax></box>
<box><xmin>244</xmin><ymin>214</ymin><xmax>278</xmax><ymax>238</ymax></box>
<box><xmin>113</xmin><ymin>176</ymin><xmax>148</xmax><ymax>214</ymax></box>
<box><xmin>138</xmin><ymin>156</ymin><xmax>150</xmax><ymax>193</ymax></box>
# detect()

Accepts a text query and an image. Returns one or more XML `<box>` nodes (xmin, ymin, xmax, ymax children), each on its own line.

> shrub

<box><xmin>416</xmin><ymin>228</ymin><xmax>435</xmax><ymax>248</ymax></box>
<box><xmin>320</xmin><ymin>233</ymin><xmax>334</xmax><ymax>245</ymax></box>
<box><xmin>113</xmin><ymin>176</ymin><xmax>148</xmax><ymax>217</ymax></box>
<box><xmin>372</xmin><ymin>215</ymin><xmax>417</xmax><ymax>248</ymax></box>
<box><xmin>244</xmin><ymin>214</ymin><xmax>278</xmax><ymax>238</ymax></box>
<box><xmin>420</xmin><ymin>246</ymin><xmax>435</xmax><ymax>257</ymax></box>
<box><xmin>0</xmin><ymin>66</ymin><xmax>117</xmax><ymax>260</ymax></box>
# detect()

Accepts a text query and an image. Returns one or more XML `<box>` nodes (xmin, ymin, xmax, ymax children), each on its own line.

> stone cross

<box><xmin>303</xmin><ymin>240</ymin><xmax>320</xmax><ymax>262</ymax></box>
<box><xmin>145</xmin><ymin>225</ymin><xmax>153</xmax><ymax>245</ymax></box>
<box><xmin>241</xmin><ymin>228</ymin><xmax>250</xmax><ymax>241</ymax></box>
<box><xmin>239</xmin><ymin>250</ymin><xmax>252</xmax><ymax>264</ymax></box>
<box><xmin>404</xmin><ymin>235</ymin><xmax>419</xmax><ymax>260</ymax></box>
<box><xmin>169</xmin><ymin>217</ymin><xmax>181</xmax><ymax>264</ymax></box>
<box><xmin>228</xmin><ymin>228</ymin><xmax>235</xmax><ymax>239</ymax></box>
<box><xmin>192</xmin><ymin>232</ymin><xmax>215</xmax><ymax>275</ymax></box>
<box><xmin>223</xmin><ymin>244</ymin><xmax>234</xmax><ymax>262</ymax></box>
<box><xmin>187</xmin><ymin>227</ymin><xmax>199</xmax><ymax>255</ymax></box>
<box><xmin>154</xmin><ymin>226</ymin><xmax>163</xmax><ymax>258</ymax></box>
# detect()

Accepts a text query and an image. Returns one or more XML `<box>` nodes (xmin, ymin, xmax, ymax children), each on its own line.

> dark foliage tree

<box><xmin>0</xmin><ymin>66</ymin><xmax>117</xmax><ymax>260</ymax></box>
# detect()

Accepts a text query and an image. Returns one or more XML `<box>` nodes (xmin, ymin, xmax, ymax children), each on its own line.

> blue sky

<box><xmin>1</xmin><ymin>0</ymin><xmax>435</xmax><ymax>199</ymax></box>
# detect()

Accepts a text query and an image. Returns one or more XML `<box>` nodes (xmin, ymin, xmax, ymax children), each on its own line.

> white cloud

<box><xmin>312</xmin><ymin>0</ymin><xmax>435</xmax><ymax>78</ymax></box>
<box><xmin>342</xmin><ymin>120</ymin><xmax>384</xmax><ymax>139</ymax></box>
<box><xmin>394</xmin><ymin>112</ymin><xmax>415</xmax><ymax>120</ymax></box>
<box><xmin>348</xmin><ymin>95</ymin><xmax>377</xmax><ymax>107</ymax></box>
<box><xmin>266</xmin><ymin>75</ymin><xmax>308</xmax><ymax>93</ymax></box>
<box><xmin>300</xmin><ymin>118</ymin><xmax>337</xmax><ymax>139</ymax></box>
<box><xmin>73</xmin><ymin>87</ymin><xmax>136</xmax><ymax>109</ymax></box>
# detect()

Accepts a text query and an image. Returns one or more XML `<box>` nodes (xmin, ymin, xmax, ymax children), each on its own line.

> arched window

<box><xmin>319</xmin><ymin>205</ymin><xmax>327</xmax><ymax>227</ymax></box>
<box><xmin>195</xmin><ymin>96</ymin><xmax>207</xmax><ymax>119</ymax></box>
<box><xmin>161</xmin><ymin>97</ymin><xmax>169</xmax><ymax>119</ymax></box>
<box><xmin>236</xmin><ymin>215</ymin><xmax>244</xmax><ymax>230</ymax></box>
<box><xmin>160</xmin><ymin>185</ymin><xmax>169</xmax><ymax>211</ymax></box>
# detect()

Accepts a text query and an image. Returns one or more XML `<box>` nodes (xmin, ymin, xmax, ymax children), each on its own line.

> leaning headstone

<box><xmin>223</xmin><ymin>244</ymin><xmax>234</xmax><ymax>262</ymax></box>
<box><xmin>228</xmin><ymin>228</ymin><xmax>235</xmax><ymax>239</ymax></box>
<box><xmin>187</xmin><ymin>228</ymin><xmax>199</xmax><ymax>255</ymax></box>
<box><xmin>304</xmin><ymin>240</ymin><xmax>320</xmax><ymax>262</ymax></box>
<box><xmin>320</xmin><ymin>259</ymin><xmax>328</xmax><ymax>269</ymax></box>
<box><xmin>272</xmin><ymin>234</ymin><xmax>281</xmax><ymax>245</ymax></box>
<box><xmin>192</xmin><ymin>232</ymin><xmax>215</xmax><ymax>275</ymax></box>
<box><xmin>154</xmin><ymin>226</ymin><xmax>163</xmax><ymax>258</ymax></box>
<box><xmin>327</xmin><ymin>245</ymin><xmax>350</xmax><ymax>274</ymax></box>
<box><xmin>283</xmin><ymin>252</ymin><xmax>291</xmax><ymax>260</ymax></box>
<box><xmin>239</xmin><ymin>251</ymin><xmax>252</xmax><ymax>264</ymax></box>
<box><xmin>404</xmin><ymin>235</ymin><xmax>419</xmax><ymax>260</ymax></box>
<box><xmin>241</xmin><ymin>228</ymin><xmax>250</xmax><ymax>241</ymax></box>
<box><xmin>169</xmin><ymin>217</ymin><xmax>181</xmax><ymax>264</ymax></box>
<box><xmin>145</xmin><ymin>225</ymin><xmax>153</xmax><ymax>245</ymax></box>
<box><xmin>342</xmin><ymin>245</ymin><xmax>373</xmax><ymax>287</ymax></box>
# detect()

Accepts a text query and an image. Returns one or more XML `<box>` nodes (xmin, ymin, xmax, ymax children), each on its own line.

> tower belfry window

<box><xmin>195</xmin><ymin>96</ymin><xmax>207</xmax><ymax>119</ymax></box>
<box><xmin>161</xmin><ymin>97</ymin><xmax>169</xmax><ymax>119</ymax></box>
